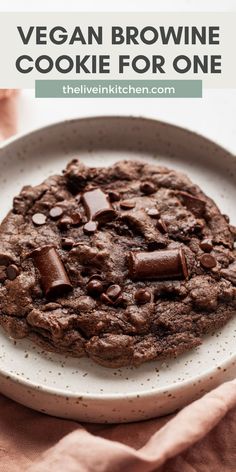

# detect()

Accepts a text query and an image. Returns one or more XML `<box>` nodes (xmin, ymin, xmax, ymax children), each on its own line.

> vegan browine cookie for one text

<box><xmin>0</xmin><ymin>159</ymin><xmax>236</xmax><ymax>368</ymax></box>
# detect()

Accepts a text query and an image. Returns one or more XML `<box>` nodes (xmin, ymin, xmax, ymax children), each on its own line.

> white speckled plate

<box><xmin>0</xmin><ymin>116</ymin><xmax>236</xmax><ymax>423</ymax></box>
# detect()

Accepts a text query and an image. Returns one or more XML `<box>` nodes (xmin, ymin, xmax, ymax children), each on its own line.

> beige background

<box><xmin>0</xmin><ymin>12</ymin><xmax>235</xmax><ymax>88</ymax></box>
<box><xmin>2</xmin><ymin>0</ymin><xmax>236</xmax><ymax>12</ymax></box>
<box><xmin>3</xmin><ymin>1</ymin><xmax>236</xmax><ymax>156</ymax></box>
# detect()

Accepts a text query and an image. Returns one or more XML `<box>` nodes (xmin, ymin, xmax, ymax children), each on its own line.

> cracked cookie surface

<box><xmin>0</xmin><ymin>159</ymin><xmax>236</xmax><ymax>367</ymax></box>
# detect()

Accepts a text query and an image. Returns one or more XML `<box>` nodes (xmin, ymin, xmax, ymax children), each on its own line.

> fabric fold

<box><xmin>27</xmin><ymin>379</ymin><xmax>236</xmax><ymax>472</ymax></box>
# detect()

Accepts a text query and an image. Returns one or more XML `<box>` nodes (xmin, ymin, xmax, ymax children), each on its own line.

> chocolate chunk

<box><xmin>61</xmin><ymin>238</ymin><xmax>74</xmax><ymax>249</ymax></box>
<box><xmin>81</xmin><ymin>188</ymin><xmax>116</xmax><ymax>224</ymax></box>
<box><xmin>120</xmin><ymin>200</ymin><xmax>136</xmax><ymax>210</ymax></box>
<box><xmin>135</xmin><ymin>288</ymin><xmax>151</xmax><ymax>304</ymax></box>
<box><xmin>156</xmin><ymin>218</ymin><xmax>168</xmax><ymax>233</ymax></box>
<box><xmin>140</xmin><ymin>182</ymin><xmax>156</xmax><ymax>195</ymax></box>
<box><xmin>6</xmin><ymin>264</ymin><xmax>20</xmax><ymax>280</ymax></box>
<box><xmin>121</xmin><ymin>208</ymin><xmax>168</xmax><ymax>248</ymax></box>
<box><xmin>83</xmin><ymin>221</ymin><xmax>97</xmax><ymax>234</ymax></box>
<box><xmin>49</xmin><ymin>207</ymin><xmax>63</xmax><ymax>219</ymax></box>
<box><xmin>106</xmin><ymin>284</ymin><xmax>121</xmax><ymax>300</ymax></box>
<box><xmin>200</xmin><ymin>239</ymin><xmax>213</xmax><ymax>252</ymax></box>
<box><xmin>31</xmin><ymin>245</ymin><xmax>72</xmax><ymax>298</ymax></box>
<box><xmin>200</xmin><ymin>253</ymin><xmax>217</xmax><ymax>269</ymax></box>
<box><xmin>177</xmin><ymin>191</ymin><xmax>206</xmax><ymax>218</ymax></box>
<box><xmin>87</xmin><ymin>279</ymin><xmax>103</xmax><ymax>296</ymax></box>
<box><xmin>128</xmin><ymin>248</ymin><xmax>188</xmax><ymax>281</ymax></box>
<box><xmin>108</xmin><ymin>190</ymin><xmax>120</xmax><ymax>202</ymax></box>
<box><xmin>32</xmin><ymin>213</ymin><xmax>47</xmax><ymax>226</ymax></box>
<box><xmin>146</xmin><ymin>208</ymin><xmax>159</xmax><ymax>218</ymax></box>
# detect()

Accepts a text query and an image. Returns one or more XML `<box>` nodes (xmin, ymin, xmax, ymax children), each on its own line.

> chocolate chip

<box><xmin>200</xmin><ymin>239</ymin><xmax>213</xmax><ymax>252</ymax></box>
<box><xmin>200</xmin><ymin>253</ymin><xmax>217</xmax><ymax>269</ymax></box>
<box><xmin>146</xmin><ymin>208</ymin><xmax>159</xmax><ymax>218</ymax></box>
<box><xmin>61</xmin><ymin>238</ymin><xmax>74</xmax><ymax>249</ymax></box>
<box><xmin>101</xmin><ymin>292</ymin><xmax>125</xmax><ymax>307</ymax></box>
<box><xmin>135</xmin><ymin>288</ymin><xmax>151</xmax><ymax>304</ymax></box>
<box><xmin>106</xmin><ymin>284</ymin><xmax>121</xmax><ymax>300</ymax></box>
<box><xmin>120</xmin><ymin>200</ymin><xmax>136</xmax><ymax>210</ymax></box>
<box><xmin>58</xmin><ymin>216</ymin><xmax>73</xmax><ymax>230</ymax></box>
<box><xmin>100</xmin><ymin>292</ymin><xmax>113</xmax><ymax>305</ymax></box>
<box><xmin>156</xmin><ymin>219</ymin><xmax>168</xmax><ymax>233</ymax></box>
<box><xmin>83</xmin><ymin>221</ymin><xmax>97</xmax><ymax>234</ymax></box>
<box><xmin>6</xmin><ymin>264</ymin><xmax>20</xmax><ymax>280</ymax></box>
<box><xmin>88</xmin><ymin>274</ymin><xmax>103</xmax><ymax>282</ymax></box>
<box><xmin>32</xmin><ymin>213</ymin><xmax>47</xmax><ymax>226</ymax></box>
<box><xmin>49</xmin><ymin>206</ymin><xmax>63</xmax><ymax>219</ymax></box>
<box><xmin>140</xmin><ymin>182</ymin><xmax>156</xmax><ymax>195</ymax></box>
<box><xmin>108</xmin><ymin>190</ymin><xmax>120</xmax><ymax>202</ymax></box>
<box><xmin>31</xmin><ymin>245</ymin><xmax>72</xmax><ymax>298</ymax></box>
<box><xmin>87</xmin><ymin>279</ymin><xmax>103</xmax><ymax>296</ymax></box>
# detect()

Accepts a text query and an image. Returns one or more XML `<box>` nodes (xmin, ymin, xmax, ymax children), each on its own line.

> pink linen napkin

<box><xmin>0</xmin><ymin>90</ymin><xmax>236</xmax><ymax>472</ymax></box>
<box><xmin>0</xmin><ymin>89</ymin><xmax>18</xmax><ymax>140</ymax></box>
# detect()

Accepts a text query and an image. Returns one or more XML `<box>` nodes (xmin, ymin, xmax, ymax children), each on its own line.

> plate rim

<box><xmin>1</xmin><ymin>337</ymin><xmax>235</xmax><ymax>400</ymax></box>
<box><xmin>0</xmin><ymin>114</ymin><xmax>235</xmax><ymax>160</ymax></box>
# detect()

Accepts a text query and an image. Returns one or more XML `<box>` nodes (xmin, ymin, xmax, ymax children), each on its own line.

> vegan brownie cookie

<box><xmin>0</xmin><ymin>159</ymin><xmax>236</xmax><ymax>367</ymax></box>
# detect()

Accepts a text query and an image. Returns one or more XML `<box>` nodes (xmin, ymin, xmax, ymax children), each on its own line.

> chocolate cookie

<box><xmin>0</xmin><ymin>159</ymin><xmax>236</xmax><ymax>368</ymax></box>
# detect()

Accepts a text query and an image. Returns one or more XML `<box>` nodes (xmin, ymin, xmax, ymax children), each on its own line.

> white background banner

<box><xmin>0</xmin><ymin>12</ymin><xmax>235</xmax><ymax>88</ymax></box>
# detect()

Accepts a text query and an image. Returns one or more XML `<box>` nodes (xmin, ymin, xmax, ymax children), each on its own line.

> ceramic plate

<box><xmin>0</xmin><ymin>116</ymin><xmax>236</xmax><ymax>423</ymax></box>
